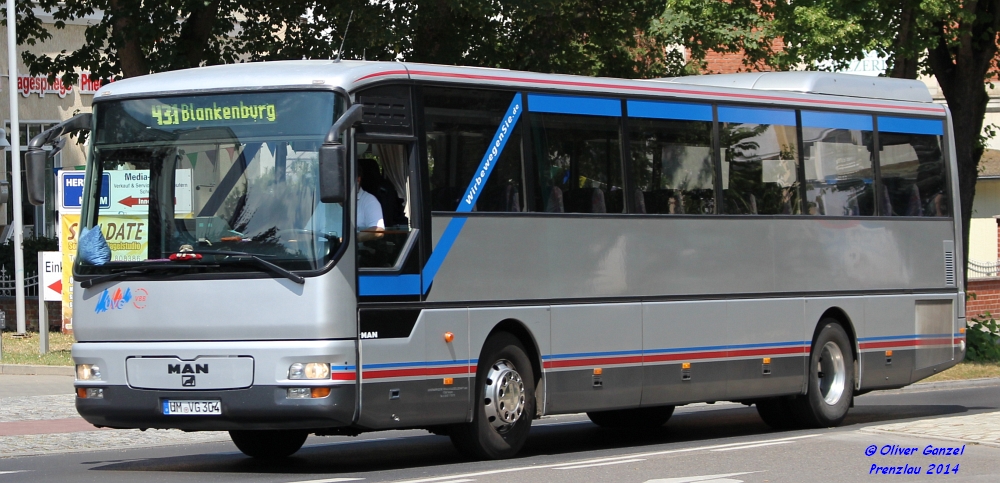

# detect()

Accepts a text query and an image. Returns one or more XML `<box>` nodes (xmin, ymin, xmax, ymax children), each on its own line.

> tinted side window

<box><xmin>877</xmin><ymin>117</ymin><xmax>949</xmax><ymax>217</ymax></box>
<box><xmin>719</xmin><ymin>106</ymin><xmax>800</xmax><ymax>215</ymax></box>
<box><xmin>801</xmin><ymin>111</ymin><xmax>876</xmax><ymax>216</ymax></box>
<box><xmin>627</xmin><ymin>100</ymin><xmax>714</xmax><ymax>214</ymax></box>
<box><xmin>528</xmin><ymin>94</ymin><xmax>624</xmax><ymax>213</ymax></box>
<box><xmin>424</xmin><ymin>87</ymin><xmax>524</xmax><ymax>212</ymax></box>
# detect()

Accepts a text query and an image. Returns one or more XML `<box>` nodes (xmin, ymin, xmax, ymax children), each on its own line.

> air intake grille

<box><xmin>944</xmin><ymin>241</ymin><xmax>956</xmax><ymax>287</ymax></box>
<box><xmin>358</xmin><ymin>96</ymin><xmax>410</xmax><ymax>127</ymax></box>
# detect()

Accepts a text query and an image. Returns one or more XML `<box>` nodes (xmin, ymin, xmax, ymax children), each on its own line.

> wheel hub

<box><xmin>818</xmin><ymin>341</ymin><xmax>846</xmax><ymax>405</ymax></box>
<box><xmin>482</xmin><ymin>360</ymin><xmax>525</xmax><ymax>433</ymax></box>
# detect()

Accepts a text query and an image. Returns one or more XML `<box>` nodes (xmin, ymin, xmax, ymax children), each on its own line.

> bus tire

<box><xmin>229</xmin><ymin>429</ymin><xmax>308</xmax><ymax>459</ymax></box>
<box><xmin>755</xmin><ymin>397</ymin><xmax>798</xmax><ymax>429</ymax></box>
<box><xmin>450</xmin><ymin>333</ymin><xmax>535</xmax><ymax>459</ymax></box>
<box><xmin>792</xmin><ymin>321</ymin><xmax>855</xmax><ymax>428</ymax></box>
<box><xmin>587</xmin><ymin>405</ymin><xmax>675</xmax><ymax>429</ymax></box>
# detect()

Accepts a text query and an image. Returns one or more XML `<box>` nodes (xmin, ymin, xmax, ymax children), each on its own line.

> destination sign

<box><xmin>151</xmin><ymin>102</ymin><xmax>277</xmax><ymax>126</ymax></box>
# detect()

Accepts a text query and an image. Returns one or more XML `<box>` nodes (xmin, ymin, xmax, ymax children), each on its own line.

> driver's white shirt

<box><xmin>357</xmin><ymin>188</ymin><xmax>385</xmax><ymax>230</ymax></box>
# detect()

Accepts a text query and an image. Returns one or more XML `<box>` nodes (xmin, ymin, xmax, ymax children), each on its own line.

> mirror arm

<box><xmin>324</xmin><ymin>104</ymin><xmax>365</xmax><ymax>144</ymax></box>
<box><xmin>27</xmin><ymin>112</ymin><xmax>92</xmax><ymax>150</ymax></box>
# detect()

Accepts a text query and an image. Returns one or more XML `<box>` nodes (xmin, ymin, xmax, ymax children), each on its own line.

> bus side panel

<box><xmin>641</xmin><ymin>301</ymin><xmax>729</xmax><ymax>405</ymax></box>
<box><xmin>724</xmin><ymin>298</ymin><xmax>807</xmax><ymax>400</ymax></box>
<box><xmin>356</xmin><ymin>309</ymin><xmax>470</xmax><ymax>430</ymax></box>
<box><xmin>468</xmin><ymin>306</ymin><xmax>550</xmax><ymax>416</ymax></box>
<box><xmin>544</xmin><ymin>303</ymin><xmax>642</xmax><ymax>414</ymax></box>
<box><xmin>859</xmin><ymin>295</ymin><xmax>916</xmax><ymax>390</ymax></box>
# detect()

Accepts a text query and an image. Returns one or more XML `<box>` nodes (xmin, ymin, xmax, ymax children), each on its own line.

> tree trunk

<box><xmin>109</xmin><ymin>0</ymin><xmax>147</xmax><ymax>78</ymax></box>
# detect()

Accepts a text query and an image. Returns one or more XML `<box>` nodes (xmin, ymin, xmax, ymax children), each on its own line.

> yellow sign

<box><xmin>61</xmin><ymin>214</ymin><xmax>151</xmax><ymax>331</ymax></box>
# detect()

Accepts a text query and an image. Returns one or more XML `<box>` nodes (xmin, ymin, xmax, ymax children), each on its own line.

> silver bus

<box><xmin>25</xmin><ymin>61</ymin><xmax>965</xmax><ymax>460</ymax></box>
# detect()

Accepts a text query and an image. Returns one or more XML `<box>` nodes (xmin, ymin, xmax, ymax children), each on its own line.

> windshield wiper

<box><xmin>80</xmin><ymin>263</ymin><xmax>211</xmax><ymax>289</ymax></box>
<box><xmin>187</xmin><ymin>250</ymin><xmax>304</xmax><ymax>284</ymax></box>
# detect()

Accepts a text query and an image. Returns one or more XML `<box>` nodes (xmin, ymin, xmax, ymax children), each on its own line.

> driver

<box><xmin>357</xmin><ymin>158</ymin><xmax>385</xmax><ymax>242</ymax></box>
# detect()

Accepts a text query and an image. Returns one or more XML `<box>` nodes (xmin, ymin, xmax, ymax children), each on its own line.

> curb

<box><xmin>881</xmin><ymin>376</ymin><xmax>1000</xmax><ymax>394</ymax></box>
<box><xmin>0</xmin><ymin>364</ymin><xmax>74</xmax><ymax>376</ymax></box>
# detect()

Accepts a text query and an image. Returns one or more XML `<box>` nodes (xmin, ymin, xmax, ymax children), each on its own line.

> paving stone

<box><xmin>862</xmin><ymin>411</ymin><xmax>1000</xmax><ymax>448</ymax></box>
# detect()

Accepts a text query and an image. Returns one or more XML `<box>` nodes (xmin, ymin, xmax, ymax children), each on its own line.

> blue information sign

<box><xmin>62</xmin><ymin>172</ymin><xmax>110</xmax><ymax>209</ymax></box>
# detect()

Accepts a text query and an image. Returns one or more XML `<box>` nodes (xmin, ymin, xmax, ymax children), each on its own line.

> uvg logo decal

<box><xmin>95</xmin><ymin>287</ymin><xmax>147</xmax><ymax>313</ymax></box>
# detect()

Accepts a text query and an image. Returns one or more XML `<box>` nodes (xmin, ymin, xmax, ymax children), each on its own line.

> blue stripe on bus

<box><xmin>718</xmin><ymin>105</ymin><xmax>795</xmax><ymax>125</ymax></box>
<box><xmin>626</xmin><ymin>100</ymin><xmax>712</xmax><ymax>122</ymax></box>
<box><xmin>877</xmin><ymin>116</ymin><xmax>944</xmax><ymax>135</ymax></box>
<box><xmin>858</xmin><ymin>333</ymin><xmax>954</xmax><ymax>341</ymax></box>
<box><xmin>801</xmin><ymin>111</ymin><xmax>873</xmax><ymax>131</ymax></box>
<box><xmin>359</xmin><ymin>94</ymin><xmax>523</xmax><ymax>297</ymax></box>
<box><xmin>527</xmin><ymin>93</ymin><xmax>621</xmax><ymax>117</ymax></box>
<box><xmin>362</xmin><ymin>359</ymin><xmax>473</xmax><ymax>369</ymax></box>
<box><xmin>358</xmin><ymin>274</ymin><xmax>421</xmax><ymax>296</ymax></box>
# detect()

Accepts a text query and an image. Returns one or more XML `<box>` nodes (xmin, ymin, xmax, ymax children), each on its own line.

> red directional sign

<box><xmin>118</xmin><ymin>196</ymin><xmax>149</xmax><ymax>207</ymax></box>
<box><xmin>48</xmin><ymin>279</ymin><xmax>62</xmax><ymax>294</ymax></box>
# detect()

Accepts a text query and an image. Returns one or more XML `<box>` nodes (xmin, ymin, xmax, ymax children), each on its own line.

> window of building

<box><xmin>877</xmin><ymin>117</ymin><xmax>949</xmax><ymax>217</ymax></box>
<box><xmin>424</xmin><ymin>87</ymin><xmax>524</xmax><ymax>212</ymax></box>
<box><xmin>719</xmin><ymin>106</ymin><xmax>800</xmax><ymax>215</ymax></box>
<box><xmin>801</xmin><ymin>111</ymin><xmax>876</xmax><ymax>216</ymax></box>
<box><xmin>627</xmin><ymin>100</ymin><xmax>714</xmax><ymax>214</ymax></box>
<box><xmin>528</xmin><ymin>93</ymin><xmax>624</xmax><ymax>214</ymax></box>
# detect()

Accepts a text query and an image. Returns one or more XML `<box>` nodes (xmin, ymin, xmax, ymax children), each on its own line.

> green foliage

<box><xmin>0</xmin><ymin>237</ymin><xmax>59</xmax><ymax>276</ymax></box>
<box><xmin>967</xmin><ymin>312</ymin><xmax>1000</xmax><ymax>363</ymax></box>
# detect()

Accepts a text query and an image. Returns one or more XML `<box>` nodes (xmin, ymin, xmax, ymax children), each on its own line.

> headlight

<box><xmin>288</xmin><ymin>362</ymin><xmax>330</xmax><ymax>380</ymax></box>
<box><xmin>76</xmin><ymin>364</ymin><xmax>102</xmax><ymax>381</ymax></box>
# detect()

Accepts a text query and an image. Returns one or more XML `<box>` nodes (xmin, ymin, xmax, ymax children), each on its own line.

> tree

<box><xmin>661</xmin><ymin>0</ymin><xmax>1000</xmax><ymax>273</ymax></box>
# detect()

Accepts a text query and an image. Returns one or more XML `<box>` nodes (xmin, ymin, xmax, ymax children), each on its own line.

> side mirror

<box><xmin>24</xmin><ymin>149</ymin><xmax>48</xmax><ymax>206</ymax></box>
<box><xmin>24</xmin><ymin>112</ymin><xmax>92</xmax><ymax>206</ymax></box>
<box><xmin>318</xmin><ymin>104</ymin><xmax>365</xmax><ymax>204</ymax></box>
<box><xmin>319</xmin><ymin>144</ymin><xmax>346</xmax><ymax>203</ymax></box>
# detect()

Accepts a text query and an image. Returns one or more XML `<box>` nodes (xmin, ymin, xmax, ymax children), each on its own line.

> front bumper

<box><xmin>76</xmin><ymin>384</ymin><xmax>356</xmax><ymax>431</ymax></box>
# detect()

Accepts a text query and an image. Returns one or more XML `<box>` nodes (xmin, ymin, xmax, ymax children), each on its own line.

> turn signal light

<box><xmin>959</xmin><ymin>327</ymin><xmax>966</xmax><ymax>334</ymax></box>
<box><xmin>311</xmin><ymin>387</ymin><xmax>331</xmax><ymax>398</ymax></box>
<box><xmin>444</xmin><ymin>332</ymin><xmax>455</xmax><ymax>343</ymax></box>
<box><xmin>76</xmin><ymin>387</ymin><xmax>103</xmax><ymax>399</ymax></box>
<box><xmin>681</xmin><ymin>362</ymin><xmax>691</xmax><ymax>369</ymax></box>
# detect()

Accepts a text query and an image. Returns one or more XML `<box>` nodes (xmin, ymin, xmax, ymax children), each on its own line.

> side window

<box><xmin>719</xmin><ymin>106</ymin><xmax>800</xmax><ymax>215</ymax></box>
<box><xmin>627</xmin><ymin>100</ymin><xmax>714</xmax><ymax>214</ymax></box>
<box><xmin>423</xmin><ymin>87</ymin><xmax>524</xmax><ymax>212</ymax></box>
<box><xmin>877</xmin><ymin>117</ymin><xmax>949</xmax><ymax>217</ymax></box>
<box><xmin>801</xmin><ymin>111</ymin><xmax>876</xmax><ymax>216</ymax></box>
<box><xmin>528</xmin><ymin>93</ymin><xmax>624</xmax><ymax>213</ymax></box>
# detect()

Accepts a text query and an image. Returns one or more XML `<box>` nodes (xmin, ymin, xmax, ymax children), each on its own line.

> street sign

<box><xmin>40</xmin><ymin>251</ymin><xmax>62</xmax><ymax>302</ymax></box>
<box><xmin>60</xmin><ymin>172</ymin><xmax>110</xmax><ymax>210</ymax></box>
<box><xmin>59</xmin><ymin>169</ymin><xmax>192</xmax><ymax>214</ymax></box>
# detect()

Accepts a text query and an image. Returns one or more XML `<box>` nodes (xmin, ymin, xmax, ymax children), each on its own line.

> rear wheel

<box><xmin>450</xmin><ymin>333</ymin><xmax>536</xmax><ymax>459</ymax></box>
<box><xmin>587</xmin><ymin>405</ymin><xmax>675</xmax><ymax>429</ymax></box>
<box><xmin>229</xmin><ymin>429</ymin><xmax>308</xmax><ymax>459</ymax></box>
<box><xmin>790</xmin><ymin>321</ymin><xmax>855</xmax><ymax>428</ymax></box>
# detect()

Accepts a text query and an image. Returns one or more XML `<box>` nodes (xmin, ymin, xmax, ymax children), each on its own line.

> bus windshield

<box><xmin>76</xmin><ymin>90</ymin><xmax>346</xmax><ymax>277</ymax></box>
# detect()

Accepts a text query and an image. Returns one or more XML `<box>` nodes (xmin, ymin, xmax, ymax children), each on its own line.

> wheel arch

<box><xmin>484</xmin><ymin>318</ymin><xmax>544</xmax><ymax>388</ymax></box>
<box><xmin>812</xmin><ymin>307</ymin><xmax>859</xmax><ymax>375</ymax></box>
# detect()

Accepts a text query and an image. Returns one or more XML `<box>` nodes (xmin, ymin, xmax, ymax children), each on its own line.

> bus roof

<box><xmin>94</xmin><ymin>60</ymin><xmax>944</xmax><ymax>115</ymax></box>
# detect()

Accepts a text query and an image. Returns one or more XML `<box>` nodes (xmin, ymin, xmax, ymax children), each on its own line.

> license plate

<box><xmin>163</xmin><ymin>399</ymin><xmax>221</xmax><ymax>415</ymax></box>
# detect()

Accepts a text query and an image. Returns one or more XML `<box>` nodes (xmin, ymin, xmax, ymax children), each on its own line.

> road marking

<box><xmin>644</xmin><ymin>472</ymin><xmax>756</xmax><ymax>483</ymax></box>
<box><xmin>283</xmin><ymin>478</ymin><xmax>364</xmax><ymax>483</ymax></box>
<box><xmin>391</xmin><ymin>434</ymin><xmax>817</xmax><ymax>483</ymax></box>
<box><xmin>434</xmin><ymin>480</ymin><xmax>475</xmax><ymax>483</ymax></box>
<box><xmin>0</xmin><ymin>472</ymin><xmax>28</xmax><ymax>476</ymax></box>
<box><xmin>710</xmin><ymin>440</ymin><xmax>795</xmax><ymax>452</ymax></box>
<box><xmin>554</xmin><ymin>458</ymin><xmax>646</xmax><ymax>470</ymax></box>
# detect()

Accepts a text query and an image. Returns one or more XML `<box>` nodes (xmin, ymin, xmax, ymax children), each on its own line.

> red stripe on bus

<box><xmin>356</xmin><ymin>70</ymin><xmax>944</xmax><ymax>113</ymax></box>
<box><xmin>544</xmin><ymin>355</ymin><xmax>644</xmax><ymax>369</ymax></box>
<box><xmin>363</xmin><ymin>365</ymin><xmax>471</xmax><ymax>379</ymax></box>
<box><xmin>331</xmin><ymin>372</ymin><xmax>356</xmax><ymax>381</ymax></box>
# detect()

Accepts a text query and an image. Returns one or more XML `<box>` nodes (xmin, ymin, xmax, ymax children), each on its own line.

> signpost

<box><xmin>38</xmin><ymin>252</ymin><xmax>62</xmax><ymax>353</ymax></box>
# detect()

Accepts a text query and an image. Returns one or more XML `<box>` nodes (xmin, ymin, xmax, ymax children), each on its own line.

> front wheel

<box><xmin>791</xmin><ymin>321</ymin><xmax>855</xmax><ymax>428</ymax></box>
<box><xmin>229</xmin><ymin>429</ymin><xmax>308</xmax><ymax>459</ymax></box>
<box><xmin>449</xmin><ymin>333</ymin><xmax>536</xmax><ymax>459</ymax></box>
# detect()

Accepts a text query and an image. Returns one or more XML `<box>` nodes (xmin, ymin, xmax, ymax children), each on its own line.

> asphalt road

<box><xmin>3</xmin><ymin>382</ymin><xmax>999</xmax><ymax>483</ymax></box>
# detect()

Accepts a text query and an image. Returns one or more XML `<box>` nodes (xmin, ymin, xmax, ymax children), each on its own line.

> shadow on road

<box><xmin>84</xmin><ymin>395</ymin><xmax>987</xmax><ymax>477</ymax></box>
